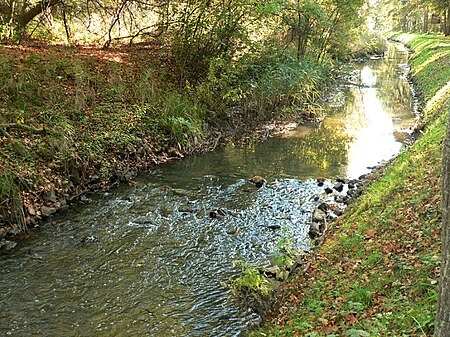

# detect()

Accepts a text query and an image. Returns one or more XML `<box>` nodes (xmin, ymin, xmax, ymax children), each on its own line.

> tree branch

<box><xmin>16</xmin><ymin>0</ymin><xmax>62</xmax><ymax>31</ymax></box>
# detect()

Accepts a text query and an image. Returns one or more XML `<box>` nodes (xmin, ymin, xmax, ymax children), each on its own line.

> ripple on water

<box><xmin>0</xmin><ymin>42</ymin><xmax>418</xmax><ymax>336</ymax></box>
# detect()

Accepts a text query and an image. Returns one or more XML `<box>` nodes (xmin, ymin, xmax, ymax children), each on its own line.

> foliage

<box><xmin>166</xmin><ymin>0</ymin><xmax>260</xmax><ymax>82</ymax></box>
<box><xmin>349</xmin><ymin>31</ymin><xmax>387</xmax><ymax>57</ymax></box>
<box><xmin>197</xmin><ymin>50</ymin><xmax>331</xmax><ymax>125</ymax></box>
<box><xmin>139</xmin><ymin>92</ymin><xmax>206</xmax><ymax>149</ymax></box>
<box><xmin>227</xmin><ymin>260</ymin><xmax>273</xmax><ymax>316</ymax></box>
<box><xmin>0</xmin><ymin>0</ymin><xmax>367</xmax><ymax>69</ymax></box>
<box><xmin>271</xmin><ymin>237</ymin><xmax>305</xmax><ymax>281</ymax></box>
<box><xmin>228</xmin><ymin>260</ymin><xmax>271</xmax><ymax>298</ymax></box>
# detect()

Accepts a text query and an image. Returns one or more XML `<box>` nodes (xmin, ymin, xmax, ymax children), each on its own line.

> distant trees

<box><xmin>375</xmin><ymin>0</ymin><xmax>450</xmax><ymax>35</ymax></box>
<box><xmin>433</xmin><ymin>0</ymin><xmax>450</xmax><ymax>35</ymax></box>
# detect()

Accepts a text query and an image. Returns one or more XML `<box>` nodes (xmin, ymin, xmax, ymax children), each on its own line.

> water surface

<box><xmin>0</xmin><ymin>43</ymin><xmax>417</xmax><ymax>336</ymax></box>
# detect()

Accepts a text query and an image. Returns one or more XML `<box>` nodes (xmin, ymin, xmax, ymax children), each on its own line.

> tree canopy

<box><xmin>0</xmin><ymin>0</ymin><xmax>371</xmax><ymax>80</ymax></box>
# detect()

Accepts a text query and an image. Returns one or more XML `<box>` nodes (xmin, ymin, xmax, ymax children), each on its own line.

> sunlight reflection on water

<box><xmin>0</xmin><ymin>43</ymin><xmax>417</xmax><ymax>337</ymax></box>
<box><xmin>345</xmin><ymin>65</ymin><xmax>402</xmax><ymax>178</ymax></box>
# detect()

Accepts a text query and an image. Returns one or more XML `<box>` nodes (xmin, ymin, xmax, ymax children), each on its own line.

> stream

<box><xmin>0</xmin><ymin>43</ymin><xmax>417</xmax><ymax>336</ymax></box>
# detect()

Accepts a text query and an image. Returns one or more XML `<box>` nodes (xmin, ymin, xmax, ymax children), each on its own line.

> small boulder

<box><xmin>309</xmin><ymin>222</ymin><xmax>321</xmax><ymax>238</ymax></box>
<box><xmin>317</xmin><ymin>203</ymin><xmax>328</xmax><ymax>212</ymax></box>
<box><xmin>0</xmin><ymin>239</ymin><xmax>17</xmax><ymax>251</ymax></box>
<box><xmin>324</xmin><ymin>187</ymin><xmax>333</xmax><ymax>194</ymax></box>
<box><xmin>209</xmin><ymin>209</ymin><xmax>231</xmax><ymax>218</ymax></box>
<box><xmin>262</xmin><ymin>265</ymin><xmax>281</xmax><ymax>278</ymax></box>
<box><xmin>333</xmin><ymin>209</ymin><xmax>343</xmax><ymax>217</ymax></box>
<box><xmin>266</xmin><ymin>224</ymin><xmax>281</xmax><ymax>231</ymax></box>
<box><xmin>334</xmin><ymin>195</ymin><xmax>346</xmax><ymax>203</ymax></box>
<box><xmin>250</xmin><ymin>176</ymin><xmax>267</xmax><ymax>188</ymax></box>
<box><xmin>27</xmin><ymin>205</ymin><xmax>36</xmax><ymax>216</ymax></box>
<box><xmin>41</xmin><ymin>206</ymin><xmax>56</xmax><ymax>217</ymax></box>
<box><xmin>334</xmin><ymin>182</ymin><xmax>344</xmax><ymax>192</ymax></box>
<box><xmin>44</xmin><ymin>189</ymin><xmax>57</xmax><ymax>204</ymax></box>
<box><xmin>359</xmin><ymin>173</ymin><xmax>369</xmax><ymax>180</ymax></box>
<box><xmin>313</xmin><ymin>209</ymin><xmax>326</xmax><ymax>223</ymax></box>
<box><xmin>336</xmin><ymin>177</ymin><xmax>349</xmax><ymax>184</ymax></box>
<box><xmin>317</xmin><ymin>177</ymin><xmax>326</xmax><ymax>186</ymax></box>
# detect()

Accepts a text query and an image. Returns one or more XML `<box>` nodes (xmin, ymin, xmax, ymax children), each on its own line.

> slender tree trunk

<box><xmin>435</xmin><ymin>113</ymin><xmax>450</xmax><ymax>336</ymax></box>
<box><xmin>62</xmin><ymin>6</ymin><xmax>71</xmax><ymax>44</ymax></box>
<box><xmin>316</xmin><ymin>10</ymin><xmax>339</xmax><ymax>63</ymax></box>
<box><xmin>7</xmin><ymin>0</ymin><xmax>15</xmax><ymax>38</ymax></box>
<box><xmin>423</xmin><ymin>7</ymin><xmax>429</xmax><ymax>33</ymax></box>
<box><xmin>446</xmin><ymin>8</ymin><xmax>450</xmax><ymax>36</ymax></box>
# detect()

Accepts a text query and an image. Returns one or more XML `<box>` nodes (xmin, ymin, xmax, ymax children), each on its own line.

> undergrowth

<box><xmin>0</xmin><ymin>44</ymin><xmax>331</xmax><ymax>232</ymax></box>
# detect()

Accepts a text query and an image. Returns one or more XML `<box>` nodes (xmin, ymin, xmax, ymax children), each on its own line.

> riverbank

<box><xmin>249</xmin><ymin>32</ymin><xmax>450</xmax><ymax>336</ymax></box>
<box><xmin>0</xmin><ymin>42</ymin><xmax>336</xmax><ymax>247</ymax></box>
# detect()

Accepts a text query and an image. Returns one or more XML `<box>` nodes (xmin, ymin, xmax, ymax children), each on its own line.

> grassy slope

<box><xmin>251</xmin><ymin>33</ymin><xmax>450</xmax><ymax>336</ymax></box>
<box><xmin>0</xmin><ymin>44</ymin><xmax>202</xmax><ymax>233</ymax></box>
<box><xmin>0</xmin><ymin>43</ymin><xmax>331</xmax><ymax>235</ymax></box>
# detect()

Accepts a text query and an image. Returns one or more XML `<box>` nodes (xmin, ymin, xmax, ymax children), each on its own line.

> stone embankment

<box><xmin>308</xmin><ymin>174</ymin><xmax>372</xmax><ymax>243</ymax></box>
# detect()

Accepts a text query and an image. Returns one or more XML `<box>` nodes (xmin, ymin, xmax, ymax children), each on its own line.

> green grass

<box><xmin>0</xmin><ymin>47</ymin><xmax>208</xmax><ymax>229</ymax></box>
<box><xmin>250</xmin><ymin>32</ymin><xmax>450</xmax><ymax>336</ymax></box>
<box><xmin>0</xmin><ymin>171</ymin><xmax>26</xmax><ymax>233</ymax></box>
<box><xmin>0</xmin><ymin>44</ymin><xmax>333</xmax><ymax>232</ymax></box>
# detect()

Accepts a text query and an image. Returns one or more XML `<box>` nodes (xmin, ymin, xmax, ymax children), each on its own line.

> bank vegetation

<box><xmin>249</xmin><ymin>32</ymin><xmax>450</xmax><ymax>336</ymax></box>
<box><xmin>0</xmin><ymin>0</ymin><xmax>386</xmax><ymax>242</ymax></box>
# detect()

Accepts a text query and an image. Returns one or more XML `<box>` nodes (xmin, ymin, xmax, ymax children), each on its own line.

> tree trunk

<box><xmin>15</xmin><ymin>0</ymin><xmax>61</xmax><ymax>34</ymax></box>
<box><xmin>446</xmin><ymin>8</ymin><xmax>450</xmax><ymax>36</ymax></box>
<box><xmin>423</xmin><ymin>7</ymin><xmax>429</xmax><ymax>33</ymax></box>
<box><xmin>62</xmin><ymin>5</ymin><xmax>71</xmax><ymax>44</ymax></box>
<box><xmin>435</xmin><ymin>113</ymin><xmax>450</xmax><ymax>336</ymax></box>
<box><xmin>7</xmin><ymin>0</ymin><xmax>15</xmax><ymax>38</ymax></box>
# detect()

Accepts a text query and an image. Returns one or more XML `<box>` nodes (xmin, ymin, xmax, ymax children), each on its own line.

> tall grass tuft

<box><xmin>140</xmin><ymin>92</ymin><xmax>206</xmax><ymax>151</ymax></box>
<box><xmin>0</xmin><ymin>171</ymin><xmax>26</xmax><ymax>233</ymax></box>
<box><xmin>196</xmin><ymin>50</ymin><xmax>330</xmax><ymax>125</ymax></box>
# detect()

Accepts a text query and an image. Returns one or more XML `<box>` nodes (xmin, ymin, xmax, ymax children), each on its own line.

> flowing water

<box><xmin>0</xmin><ymin>43</ymin><xmax>417</xmax><ymax>336</ymax></box>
